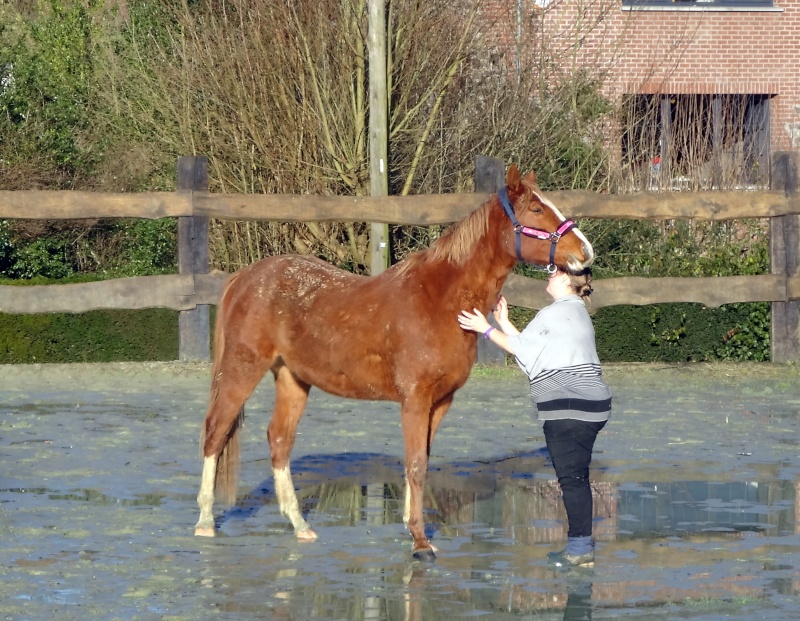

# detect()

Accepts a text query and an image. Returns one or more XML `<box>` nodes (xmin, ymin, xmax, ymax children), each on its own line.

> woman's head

<box><xmin>547</xmin><ymin>268</ymin><xmax>593</xmax><ymax>301</ymax></box>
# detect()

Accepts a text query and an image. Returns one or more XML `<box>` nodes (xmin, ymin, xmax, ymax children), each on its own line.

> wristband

<box><xmin>483</xmin><ymin>326</ymin><xmax>495</xmax><ymax>339</ymax></box>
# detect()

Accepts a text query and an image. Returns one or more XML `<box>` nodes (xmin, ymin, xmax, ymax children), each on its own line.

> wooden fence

<box><xmin>1</xmin><ymin>153</ymin><xmax>799</xmax><ymax>362</ymax></box>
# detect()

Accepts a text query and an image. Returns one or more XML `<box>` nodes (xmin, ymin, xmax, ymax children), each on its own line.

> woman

<box><xmin>457</xmin><ymin>269</ymin><xmax>611</xmax><ymax>568</ymax></box>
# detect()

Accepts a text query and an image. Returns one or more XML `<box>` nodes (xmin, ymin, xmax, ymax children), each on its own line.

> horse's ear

<box><xmin>505</xmin><ymin>164</ymin><xmax>522</xmax><ymax>190</ymax></box>
<box><xmin>524</xmin><ymin>170</ymin><xmax>537</xmax><ymax>185</ymax></box>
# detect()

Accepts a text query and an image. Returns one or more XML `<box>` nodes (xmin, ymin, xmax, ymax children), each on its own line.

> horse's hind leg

<box><xmin>195</xmin><ymin>356</ymin><xmax>270</xmax><ymax>537</ymax></box>
<box><xmin>196</xmin><ymin>454</ymin><xmax>219</xmax><ymax>537</ymax></box>
<box><xmin>268</xmin><ymin>365</ymin><xmax>317</xmax><ymax>541</ymax></box>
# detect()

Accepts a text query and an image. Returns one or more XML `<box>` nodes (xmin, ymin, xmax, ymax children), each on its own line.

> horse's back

<box><xmin>230</xmin><ymin>253</ymin><xmax>359</xmax><ymax>301</ymax></box>
<box><xmin>216</xmin><ymin>253</ymin><xmax>473</xmax><ymax>403</ymax></box>
<box><xmin>219</xmin><ymin>255</ymin><xmax>406</xmax><ymax>399</ymax></box>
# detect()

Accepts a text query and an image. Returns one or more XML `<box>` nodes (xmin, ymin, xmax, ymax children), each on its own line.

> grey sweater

<box><xmin>507</xmin><ymin>295</ymin><xmax>611</xmax><ymax>422</ymax></box>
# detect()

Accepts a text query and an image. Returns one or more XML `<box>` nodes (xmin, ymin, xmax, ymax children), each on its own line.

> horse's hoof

<box><xmin>412</xmin><ymin>547</ymin><xmax>437</xmax><ymax>563</ymax></box>
<box><xmin>194</xmin><ymin>526</ymin><xmax>216</xmax><ymax>537</ymax></box>
<box><xmin>296</xmin><ymin>528</ymin><xmax>318</xmax><ymax>542</ymax></box>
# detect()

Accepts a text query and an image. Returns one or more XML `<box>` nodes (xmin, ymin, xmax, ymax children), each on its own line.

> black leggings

<box><xmin>543</xmin><ymin>418</ymin><xmax>606</xmax><ymax>539</ymax></box>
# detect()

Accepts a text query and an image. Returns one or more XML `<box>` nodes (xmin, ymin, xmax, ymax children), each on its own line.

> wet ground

<box><xmin>1</xmin><ymin>361</ymin><xmax>799</xmax><ymax>620</ymax></box>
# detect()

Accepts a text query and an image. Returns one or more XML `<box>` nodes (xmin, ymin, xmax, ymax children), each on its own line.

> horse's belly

<box><xmin>301</xmin><ymin>373</ymin><xmax>400</xmax><ymax>402</ymax></box>
<box><xmin>288</xmin><ymin>353</ymin><xmax>400</xmax><ymax>402</ymax></box>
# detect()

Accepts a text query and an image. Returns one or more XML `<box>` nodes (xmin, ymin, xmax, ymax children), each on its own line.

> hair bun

<box><xmin>567</xmin><ymin>268</ymin><xmax>593</xmax><ymax>300</ymax></box>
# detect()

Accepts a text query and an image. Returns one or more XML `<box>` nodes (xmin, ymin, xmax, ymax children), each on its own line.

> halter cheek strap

<box><xmin>498</xmin><ymin>186</ymin><xmax>576</xmax><ymax>273</ymax></box>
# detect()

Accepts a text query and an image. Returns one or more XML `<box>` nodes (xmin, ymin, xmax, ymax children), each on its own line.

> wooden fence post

<box><xmin>770</xmin><ymin>152</ymin><xmax>800</xmax><ymax>363</ymax></box>
<box><xmin>177</xmin><ymin>156</ymin><xmax>211</xmax><ymax>362</ymax></box>
<box><xmin>474</xmin><ymin>155</ymin><xmax>507</xmax><ymax>366</ymax></box>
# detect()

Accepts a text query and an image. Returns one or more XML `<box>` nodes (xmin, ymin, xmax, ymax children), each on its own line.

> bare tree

<box><xmin>93</xmin><ymin>0</ymin><xmax>624</xmax><ymax>270</ymax></box>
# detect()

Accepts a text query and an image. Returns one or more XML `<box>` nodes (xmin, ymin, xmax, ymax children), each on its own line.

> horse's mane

<box><xmin>430</xmin><ymin>201</ymin><xmax>492</xmax><ymax>264</ymax></box>
<box><xmin>392</xmin><ymin>180</ymin><xmax>541</xmax><ymax>275</ymax></box>
<box><xmin>392</xmin><ymin>200</ymin><xmax>491</xmax><ymax>277</ymax></box>
<box><xmin>430</xmin><ymin>178</ymin><xmax>540</xmax><ymax>264</ymax></box>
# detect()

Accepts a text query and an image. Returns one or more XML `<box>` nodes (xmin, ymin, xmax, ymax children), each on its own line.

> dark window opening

<box><xmin>623</xmin><ymin>0</ymin><xmax>774</xmax><ymax>9</ymax></box>
<box><xmin>620</xmin><ymin>93</ymin><xmax>771</xmax><ymax>191</ymax></box>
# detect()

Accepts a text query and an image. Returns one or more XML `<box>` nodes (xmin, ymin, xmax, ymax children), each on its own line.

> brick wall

<box><xmin>483</xmin><ymin>0</ymin><xmax>800</xmax><ymax>152</ymax></box>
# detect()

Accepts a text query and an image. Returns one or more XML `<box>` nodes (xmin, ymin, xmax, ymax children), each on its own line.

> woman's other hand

<box><xmin>457</xmin><ymin>308</ymin><xmax>491</xmax><ymax>334</ymax></box>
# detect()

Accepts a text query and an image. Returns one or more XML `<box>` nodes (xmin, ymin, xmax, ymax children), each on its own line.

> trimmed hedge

<box><xmin>0</xmin><ymin>301</ymin><xmax>770</xmax><ymax>364</ymax></box>
<box><xmin>593</xmin><ymin>302</ymin><xmax>770</xmax><ymax>362</ymax></box>
<box><xmin>0</xmin><ymin>309</ymin><xmax>179</xmax><ymax>363</ymax></box>
<box><xmin>510</xmin><ymin>301</ymin><xmax>770</xmax><ymax>363</ymax></box>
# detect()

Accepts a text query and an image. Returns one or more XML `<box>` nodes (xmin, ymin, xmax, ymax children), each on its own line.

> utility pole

<box><xmin>368</xmin><ymin>0</ymin><xmax>389</xmax><ymax>275</ymax></box>
<box><xmin>365</xmin><ymin>4</ymin><xmax>389</xmax><ymax>597</ymax></box>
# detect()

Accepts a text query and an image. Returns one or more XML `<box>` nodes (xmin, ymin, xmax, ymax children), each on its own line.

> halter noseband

<box><xmin>498</xmin><ymin>186</ymin><xmax>577</xmax><ymax>273</ymax></box>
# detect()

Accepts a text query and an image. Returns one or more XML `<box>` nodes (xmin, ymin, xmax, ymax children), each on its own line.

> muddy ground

<box><xmin>1</xmin><ymin>362</ymin><xmax>799</xmax><ymax>620</ymax></box>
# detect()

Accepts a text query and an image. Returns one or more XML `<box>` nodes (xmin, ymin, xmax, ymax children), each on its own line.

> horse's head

<box><xmin>499</xmin><ymin>165</ymin><xmax>594</xmax><ymax>274</ymax></box>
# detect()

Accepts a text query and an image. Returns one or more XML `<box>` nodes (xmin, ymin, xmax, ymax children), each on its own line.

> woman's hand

<box><xmin>492</xmin><ymin>295</ymin><xmax>520</xmax><ymax>336</ymax></box>
<box><xmin>458</xmin><ymin>305</ymin><xmax>515</xmax><ymax>355</ymax></box>
<box><xmin>492</xmin><ymin>296</ymin><xmax>509</xmax><ymax>324</ymax></box>
<box><xmin>457</xmin><ymin>308</ymin><xmax>491</xmax><ymax>334</ymax></box>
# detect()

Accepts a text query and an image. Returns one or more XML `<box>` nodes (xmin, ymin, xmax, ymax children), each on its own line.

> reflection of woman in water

<box><xmin>458</xmin><ymin>268</ymin><xmax>611</xmax><ymax>568</ymax></box>
<box><xmin>563</xmin><ymin>577</ymin><xmax>593</xmax><ymax>620</ymax></box>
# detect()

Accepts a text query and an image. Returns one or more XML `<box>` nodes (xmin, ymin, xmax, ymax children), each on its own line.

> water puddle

<box><xmin>2</xmin><ymin>364</ymin><xmax>800</xmax><ymax>620</ymax></box>
<box><xmin>614</xmin><ymin>480</ymin><xmax>796</xmax><ymax>537</ymax></box>
<box><xmin>202</xmin><ymin>460</ymin><xmax>800</xmax><ymax>620</ymax></box>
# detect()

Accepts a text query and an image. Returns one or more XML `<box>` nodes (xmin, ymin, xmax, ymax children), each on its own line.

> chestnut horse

<box><xmin>194</xmin><ymin>164</ymin><xmax>594</xmax><ymax>561</ymax></box>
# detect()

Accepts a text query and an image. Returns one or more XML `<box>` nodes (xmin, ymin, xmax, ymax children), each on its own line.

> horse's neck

<box><xmin>446</xmin><ymin>235</ymin><xmax>516</xmax><ymax>311</ymax></box>
<box><xmin>391</xmin><ymin>206</ymin><xmax>516</xmax><ymax>310</ymax></box>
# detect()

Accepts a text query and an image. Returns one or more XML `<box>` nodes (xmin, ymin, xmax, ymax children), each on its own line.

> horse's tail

<box><xmin>199</xmin><ymin>270</ymin><xmax>246</xmax><ymax>507</ymax></box>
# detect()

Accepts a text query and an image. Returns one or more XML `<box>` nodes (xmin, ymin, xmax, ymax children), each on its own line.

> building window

<box><xmin>621</xmin><ymin>94</ymin><xmax>771</xmax><ymax>191</ymax></box>
<box><xmin>623</xmin><ymin>0</ymin><xmax>774</xmax><ymax>9</ymax></box>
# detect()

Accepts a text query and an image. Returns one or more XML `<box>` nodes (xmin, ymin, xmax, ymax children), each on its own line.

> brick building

<box><xmin>484</xmin><ymin>0</ymin><xmax>800</xmax><ymax>189</ymax></box>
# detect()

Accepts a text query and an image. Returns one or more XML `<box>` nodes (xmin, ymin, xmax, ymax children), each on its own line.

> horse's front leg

<box><xmin>402</xmin><ymin>394</ymin><xmax>454</xmax><ymax>539</ymax></box>
<box><xmin>269</xmin><ymin>366</ymin><xmax>317</xmax><ymax>541</ymax></box>
<box><xmin>400</xmin><ymin>394</ymin><xmax>447</xmax><ymax>562</ymax></box>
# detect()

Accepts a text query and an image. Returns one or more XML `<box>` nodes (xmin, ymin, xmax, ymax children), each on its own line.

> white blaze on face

<box><xmin>531</xmin><ymin>189</ymin><xmax>594</xmax><ymax>268</ymax></box>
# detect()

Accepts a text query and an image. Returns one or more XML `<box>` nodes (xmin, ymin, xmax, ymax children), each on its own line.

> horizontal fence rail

<box><xmin>1</xmin><ymin>152</ymin><xmax>799</xmax><ymax>361</ymax></box>
<box><xmin>3</xmin><ymin>187</ymin><xmax>800</xmax><ymax>222</ymax></box>
<box><xmin>3</xmin><ymin>272</ymin><xmax>800</xmax><ymax>315</ymax></box>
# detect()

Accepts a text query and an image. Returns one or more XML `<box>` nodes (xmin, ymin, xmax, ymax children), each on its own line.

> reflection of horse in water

<box><xmin>194</xmin><ymin>164</ymin><xmax>595</xmax><ymax>560</ymax></box>
<box><xmin>208</xmin><ymin>449</ymin><xmax>769</xmax><ymax>619</ymax></box>
<box><xmin>293</xmin><ymin>475</ymin><xmax>761</xmax><ymax>618</ymax></box>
